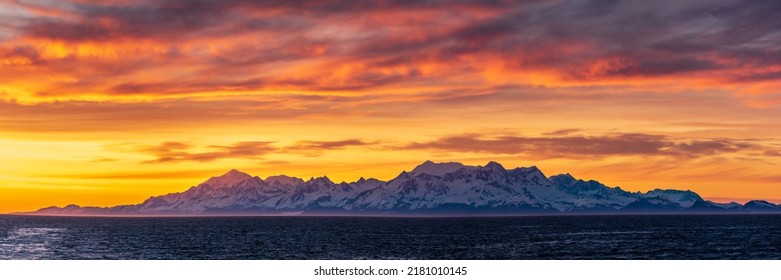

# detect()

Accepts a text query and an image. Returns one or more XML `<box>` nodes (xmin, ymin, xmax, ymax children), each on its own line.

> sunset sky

<box><xmin>2</xmin><ymin>0</ymin><xmax>781</xmax><ymax>213</ymax></box>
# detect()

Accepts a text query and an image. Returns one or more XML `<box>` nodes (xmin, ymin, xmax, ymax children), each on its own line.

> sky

<box><xmin>1</xmin><ymin>0</ymin><xmax>781</xmax><ymax>213</ymax></box>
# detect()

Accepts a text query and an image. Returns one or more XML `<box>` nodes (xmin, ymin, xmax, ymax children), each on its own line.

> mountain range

<box><xmin>27</xmin><ymin>161</ymin><xmax>780</xmax><ymax>216</ymax></box>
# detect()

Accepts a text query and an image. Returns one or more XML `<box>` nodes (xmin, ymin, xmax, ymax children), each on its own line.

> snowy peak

<box><xmin>507</xmin><ymin>165</ymin><xmax>544</xmax><ymax>178</ymax></box>
<box><xmin>409</xmin><ymin>160</ymin><xmax>474</xmax><ymax>176</ymax></box>
<box><xmin>482</xmin><ymin>161</ymin><xmax>506</xmax><ymax>171</ymax></box>
<box><xmin>306</xmin><ymin>176</ymin><xmax>334</xmax><ymax>185</ymax></box>
<box><xmin>265</xmin><ymin>175</ymin><xmax>305</xmax><ymax>186</ymax></box>
<box><xmin>549</xmin><ymin>173</ymin><xmax>577</xmax><ymax>187</ymax></box>
<box><xmin>644</xmin><ymin>189</ymin><xmax>703</xmax><ymax>208</ymax></box>
<box><xmin>202</xmin><ymin>169</ymin><xmax>254</xmax><ymax>187</ymax></box>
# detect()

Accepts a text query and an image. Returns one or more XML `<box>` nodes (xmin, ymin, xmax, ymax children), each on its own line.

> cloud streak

<box><xmin>136</xmin><ymin>139</ymin><xmax>374</xmax><ymax>163</ymax></box>
<box><xmin>283</xmin><ymin>139</ymin><xmax>371</xmax><ymax>151</ymax></box>
<box><xmin>404</xmin><ymin>133</ymin><xmax>763</xmax><ymax>160</ymax></box>
<box><xmin>139</xmin><ymin>141</ymin><xmax>276</xmax><ymax>163</ymax></box>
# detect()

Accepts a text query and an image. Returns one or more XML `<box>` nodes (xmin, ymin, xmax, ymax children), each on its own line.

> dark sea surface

<box><xmin>1</xmin><ymin>215</ymin><xmax>779</xmax><ymax>260</ymax></box>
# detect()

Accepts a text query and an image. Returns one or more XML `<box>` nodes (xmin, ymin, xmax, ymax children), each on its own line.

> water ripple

<box><xmin>0</xmin><ymin>215</ymin><xmax>779</xmax><ymax>259</ymax></box>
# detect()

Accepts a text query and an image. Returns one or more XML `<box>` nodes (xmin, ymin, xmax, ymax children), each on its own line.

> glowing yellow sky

<box><xmin>2</xmin><ymin>1</ymin><xmax>781</xmax><ymax>213</ymax></box>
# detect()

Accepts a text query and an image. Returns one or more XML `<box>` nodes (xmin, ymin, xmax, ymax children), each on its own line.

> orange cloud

<box><xmin>1</xmin><ymin>0</ymin><xmax>778</xmax><ymax>103</ymax></box>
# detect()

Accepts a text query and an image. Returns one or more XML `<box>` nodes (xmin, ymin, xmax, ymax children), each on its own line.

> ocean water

<box><xmin>0</xmin><ymin>215</ymin><xmax>779</xmax><ymax>259</ymax></box>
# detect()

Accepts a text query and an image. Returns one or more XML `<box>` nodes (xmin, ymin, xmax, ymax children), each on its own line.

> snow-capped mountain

<box><xmin>28</xmin><ymin>161</ymin><xmax>781</xmax><ymax>215</ymax></box>
<box><xmin>408</xmin><ymin>160</ymin><xmax>477</xmax><ymax>176</ymax></box>
<box><xmin>643</xmin><ymin>189</ymin><xmax>703</xmax><ymax>208</ymax></box>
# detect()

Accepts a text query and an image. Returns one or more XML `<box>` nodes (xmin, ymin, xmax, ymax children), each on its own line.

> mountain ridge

<box><xmin>22</xmin><ymin>161</ymin><xmax>781</xmax><ymax>216</ymax></box>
